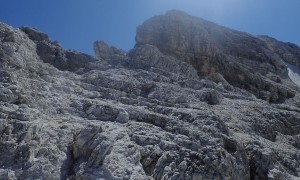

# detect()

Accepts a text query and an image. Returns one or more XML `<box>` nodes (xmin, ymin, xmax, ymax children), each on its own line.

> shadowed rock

<box><xmin>94</xmin><ymin>40</ymin><xmax>127</xmax><ymax>60</ymax></box>
<box><xmin>21</xmin><ymin>27</ymin><xmax>98</xmax><ymax>72</ymax></box>
<box><xmin>128</xmin><ymin>44</ymin><xmax>198</xmax><ymax>79</ymax></box>
<box><xmin>135</xmin><ymin>10</ymin><xmax>298</xmax><ymax>102</ymax></box>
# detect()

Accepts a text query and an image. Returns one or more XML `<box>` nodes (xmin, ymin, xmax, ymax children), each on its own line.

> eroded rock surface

<box><xmin>0</xmin><ymin>11</ymin><xmax>300</xmax><ymax>180</ymax></box>
<box><xmin>20</xmin><ymin>27</ymin><xmax>99</xmax><ymax>72</ymax></box>
<box><xmin>136</xmin><ymin>10</ymin><xmax>297</xmax><ymax>103</ymax></box>
<box><xmin>94</xmin><ymin>40</ymin><xmax>127</xmax><ymax>60</ymax></box>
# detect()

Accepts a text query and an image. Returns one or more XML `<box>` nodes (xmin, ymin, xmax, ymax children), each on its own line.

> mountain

<box><xmin>0</xmin><ymin>10</ymin><xmax>300</xmax><ymax>180</ymax></box>
<box><xmin>136</xmin><ymin>10</ymin><xmax>300</xmax><ymax>103</ymax></box>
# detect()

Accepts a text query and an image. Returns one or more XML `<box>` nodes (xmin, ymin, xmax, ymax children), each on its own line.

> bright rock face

<box><xmin>0</xmin><ymin>10</ymin><xmax>300</xmax><ymax>180</ymax></box>
<box><xmin>286</xmin><ymin>63</ymin><xmax>300</xmax><ymax>87</ymax></box>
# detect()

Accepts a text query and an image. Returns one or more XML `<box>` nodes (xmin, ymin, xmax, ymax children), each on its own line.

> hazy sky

<box><xmin>1</xmin><ymin>0</ymin><xmax>299</xmax><ymax>55</ymax></box>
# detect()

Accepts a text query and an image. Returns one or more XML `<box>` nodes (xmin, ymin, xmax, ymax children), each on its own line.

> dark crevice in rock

<box><xmin>140</xmin><ymin>83</ymin><xmax>156</xmax><ymax>98</ymax></box>
<box><xmin>140</xmin><ymin>153</ymin><xmax>161</xmax><ymax>176</ymax></box>
<box><xmin>223</xmin><ymin>137</ymin><xmax>237</xmax><ymax>154</ymax></box>
<box><xmin>249</xmin><ymin>155</ymin><xmax>268</xmax><ymax>180</ymax></box>
<box><xmin>129</xmin><ymin>111</ymin><xmax>169</xmax><ymax>128</ymax></box>
<box><xmin>252</xmin><ymin>118</ymin><xmax>277</xmax><ymax>142</ymax></box>
<box><xmin>199</xmin><ymin>89</ymin><xmax>222</xmax><ymax>105</ymax></box>
<box><xmin>60</xmin><ymin>145</ymin><xmax>74</xmax><ymax>180</ymax></box>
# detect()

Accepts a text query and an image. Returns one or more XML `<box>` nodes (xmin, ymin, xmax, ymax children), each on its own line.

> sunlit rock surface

<box><xmin>0</xmin><ymin>10</ymin><xmax>300</xmax><ymax>180</ymax></box>
<box><xmin>286</xmin><ymin>63</ymin><xmax>300</xmax><ymax>87</ymax></box>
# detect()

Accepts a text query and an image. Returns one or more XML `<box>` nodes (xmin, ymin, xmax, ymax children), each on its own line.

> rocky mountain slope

<box><xmin>136</xmin><ymin>10</ymin><xmax>300</xmax><ymax>103</ymax></box>
<box><xmin>0</xmin><ymin>10</ymin><xmax>300</xmax><ymax>180</ymax></box>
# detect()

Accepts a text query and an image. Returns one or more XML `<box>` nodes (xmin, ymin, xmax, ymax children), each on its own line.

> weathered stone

<box><xmin>21</xmin><ymin>27</ymin><xmax>99</xmax><ymax>72</ymax></box>
<box><xmin>20</xmin><ymin>27</ymin><xmax>50</xmax><ymax>42</ymax></box>
<box><xmin>135</xmin><ymin>10</ymin><xmax>297</xmax><ymax>102</ymax></box>
<box><xmin>116</xmin><ymin>109</ymin><xmax>129</xmax><ymax>123</ymax></box>
<box><xmin>128</xmin><ymin>44</ymin><xmax>198</xmax><ymax>79</ymax></box>
<box><xmin>0</xmin><ymin>11</ymin><xmax>299</xmax><ymax>180</ymax></box>
<box><xmin>94</xmin><ymin>40</ymin><xmax>126</xmax><ymax>60</ymax></box>
<box><xmin>0</xmin><ymin>169</ymin><xmax>17</xmax><ymax>180</ymax></box>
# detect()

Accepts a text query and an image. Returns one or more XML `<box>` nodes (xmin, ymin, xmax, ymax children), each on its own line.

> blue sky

<box><xmin>1</xmin><ymin>0</ymin><xmax>299</xmax><ymax>55</ymax></box>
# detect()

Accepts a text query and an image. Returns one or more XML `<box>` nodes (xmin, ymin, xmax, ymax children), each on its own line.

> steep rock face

<box><xmin>20</xmin><ymin>27</ymin><xmax>98</xmax><ymax>72</ymax></box>
<box><xmin>0</xmin><ymin>11</ymin><xmax>300</xmax><ymax>180</ymax></box>
<box><xmin>94</xmin><ymin>40</ymin><xmax>127</xmax><ymax>60</ymax></box>
<box><xmin>259</xmin><ymin>35</ymin><xmax>300</xmax><ymax>68</ymax></box>
<box><xmin>128</xmin><ymin>44</ymin><xmax>198</xmax><ymax>79</ymax></box>
<box><xmin>136</xmin><ymin>10</ymin><xmax>298</xmax><ymax>102</ymax></box>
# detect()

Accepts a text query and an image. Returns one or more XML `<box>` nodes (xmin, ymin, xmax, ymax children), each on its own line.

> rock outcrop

<box><xmin>128</xmin><ymin>44</ymin><xmax>198</xmax><ymax>79</ymax></box>
<box><xmin>258</xmin><ymin>35</ymin><xmax>300</xmax><ymax>69</ymax></box>
<box><xmin>94</xmin><ymin>40</ymin><xmax>127</xmax><ymax>60</ymax></box>
<box><xmin>0</xmin><ymin>11</ymin><xmax>300</xmax><ymax>180</ymax></box>
<box><xmin>21</xmin><ymin>27</ymin><xmax>98</xmax><ymax>72</ymax></box>
<box><xmin>136</xmin><ymin>10</ymin><xmax>297</xmax><ymax>103</ymax></box>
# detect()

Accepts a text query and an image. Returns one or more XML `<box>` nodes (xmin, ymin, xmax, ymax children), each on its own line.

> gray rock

<box><xmin>135</xmin><ymin>10</ymin><xmax>297</xmax><ymax>103</ymax></box>
<box><xmin>0</xmin><ymin>11</ymin><xmax>300</xmax><ymax>180</ymax></box>
<box><xmin>20</xmin><ymin>27</ymin><xmax>99</xmax><ymax>72</ymax></box>
<box><xmin>20</xmin><ymin>26</ymin><xmax>49</xmax><ymax>42</ymax></box>
<box><xmin>0</xmin><ymin>169</ymin><xmax>17</xmax><ymax>180</ymax></box>
<box><xmin>94</xmin><ymin>40</ymin><xmax>126</xmax><ymax>60</ymax></box>
<box><xmin>128</xmin><ymin>44</ymin><xmax>198</xmax><ymax>79</ymax></box>
<box><xmin>177</xmin><ymin>160</ymin><xmax>187</xmax><ymax>171</ymax></box>
<box><xmin>116</xmin><ymin>109</ymin><xmax>129</xmax><ymax>123</ymax></box>
<box><xmin>259</xmin><ymin>35</ymin><xmax>300</xmax><ymax>68</ymax></box>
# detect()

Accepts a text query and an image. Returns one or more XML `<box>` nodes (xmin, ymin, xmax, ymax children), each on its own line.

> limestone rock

<box><xmin>94</xmin><ymin>40</ymin><xmax>126</xmax><ymax>60</ymax></box>
<box><xmin>128</xmin><ymin>44</ymin><xmax>198</xmax><ymax>79</ymax></box>
<box><xmin>135</xmin><ymin>10</ymin><xmax>298</xmax><ymax>102</ymax></box>
<box><xmin>20</xmin><ymin>26</ymin><xmax>49</xmax><ymax>42</ymax></box>
<box><xmin>258</xmin><ymin>35</ymin><xmax>300</xmax><ymax>68</ymax></box>
<box><xmin>0</xmin><ymin>11</ymin><xmax>300</xmax><ymax>180</ymax></box>
<box><xmin>0</xmin><ymin>169</ymin><xmax>17</xmax><ymax>180</ymax></box>
<box><xmin>116</xmin><ymin>109</ymin><xmax>129</xmax><ymax>123</ymax></box>
<box><xmin>20</xmin><ymin>27</ymin><xmax>99</xmax><ymax>72</ymax></box>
